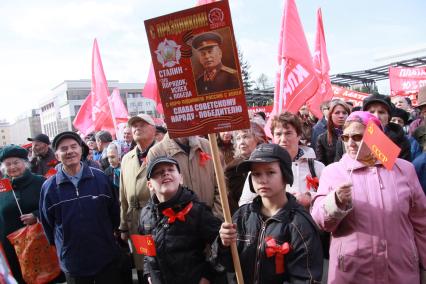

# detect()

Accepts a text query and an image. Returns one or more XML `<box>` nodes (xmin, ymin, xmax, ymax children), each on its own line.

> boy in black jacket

<box><xmin>218</xmin><ymin>144</ymin><xmax>323</xmax><ymax>284</ymax></box>
<box><xmin>138</xmin><ymin>156</ymin><xmax>221</xmax><ymax>284</ymax></box>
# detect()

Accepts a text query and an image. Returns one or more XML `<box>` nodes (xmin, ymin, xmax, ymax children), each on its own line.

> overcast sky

<box><xmin>1</xmin><ymin>0</ymin><xmax>425</xmax><ymax>122</ymax></box>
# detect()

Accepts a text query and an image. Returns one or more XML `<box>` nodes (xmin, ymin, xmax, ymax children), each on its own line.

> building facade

<box><xmin>8</xmin><ymin>109</ymin><xmax>42</xmax><ymax>145</ymax></box>
<box><xmin>0</xmin><ymin>121</ymin><xmax>11</xmax><ymax>147</ymax></box>
<box><xmin>39</xmin><ymin>80</ymin><xmax>155</xmax><ymax>139</ymax></box>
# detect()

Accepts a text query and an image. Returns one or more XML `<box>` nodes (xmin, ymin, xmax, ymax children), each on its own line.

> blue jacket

<box><xmin>39</xmin><ymin>164</ymin><xmax>120</xmax><ymax>277</ymax></box>
<box><xmin>413</xmin><ymin>152</ymin><xmax>426</xmax><ymax>194</ymax></box>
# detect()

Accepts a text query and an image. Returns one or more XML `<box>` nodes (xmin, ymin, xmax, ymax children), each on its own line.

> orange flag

<box><xmin>363</xmin><ymin>121</ymin><xmax>401</xmax><ymax>170</ymax></box>
<box><xmin>130</xmin><ymin>234</ymin><xmax>156</xmax><ymax>256</ymax></box>
<box><xmin>0</xmin><ymin>179</ymin><xmax>12</xmax><ymax>193</ymax></box>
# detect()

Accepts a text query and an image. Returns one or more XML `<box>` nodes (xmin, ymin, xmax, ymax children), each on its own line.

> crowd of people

<box><xmin>0</xmin><ymin>88</ymin><xmax>426</xmax><ymax>284</ymax></box>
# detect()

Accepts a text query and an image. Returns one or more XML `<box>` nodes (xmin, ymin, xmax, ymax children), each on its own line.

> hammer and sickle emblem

<box><xmin>367</xmin><ymin>124</ymin><xmax>374</xmax><ymax>135</ymax></box>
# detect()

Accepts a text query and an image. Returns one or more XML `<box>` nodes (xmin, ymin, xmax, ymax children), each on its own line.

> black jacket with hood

<box><xmin>138</xmin><ymin>186</ymin><xmax>221</xmax><ymax>284</ymax></box>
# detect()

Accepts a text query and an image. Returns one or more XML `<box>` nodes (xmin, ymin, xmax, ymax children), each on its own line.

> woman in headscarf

<box><xmin>311</xmin><ymin>111</ymin><xmax>426</xmax><ymax>284</ymax></box>
<box><xmin>0</xmin><ymin>145</ymin><xmax>46</xmax><ymax>283</ymax></box>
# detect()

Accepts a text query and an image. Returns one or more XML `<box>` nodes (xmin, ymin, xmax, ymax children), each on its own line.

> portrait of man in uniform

<box><xmin>191</xmin><ymin>31</ymin><xmax>240</xmax><ymax>95</ymax></box>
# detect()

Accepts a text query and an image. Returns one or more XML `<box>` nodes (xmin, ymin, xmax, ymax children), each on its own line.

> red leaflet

<box><xmin>130</xmin><ymin>235</ymin><xmax>156</xmax><ymax>256</ymax></box>
<box><xmin>0</xmin><ymin>179</ymin><xmax>12</xmax><ymax>193</ymax></box>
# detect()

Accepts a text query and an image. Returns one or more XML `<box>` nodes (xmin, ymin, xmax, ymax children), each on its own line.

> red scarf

<box><xmin>265</xmin><ymin>236</ymin><xmax>291</xmax><ymax>274</ymax></box>
<box><xmin>162</xmin><ymin>202</ymin><xmax>193</xmax><ymax>224</ymax></box>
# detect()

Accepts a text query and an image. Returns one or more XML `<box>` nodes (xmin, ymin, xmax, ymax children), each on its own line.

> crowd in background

<box><xmin>0</xmin><ymin>87</ymin><xmax>425</xmax><ymax>284</ymax></box>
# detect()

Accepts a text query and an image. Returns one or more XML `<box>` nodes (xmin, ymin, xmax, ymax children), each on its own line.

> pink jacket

<box><xmin>312</xmin><ymin>154</ymin><xmax>426</xmax><ymax>284</ymax></box>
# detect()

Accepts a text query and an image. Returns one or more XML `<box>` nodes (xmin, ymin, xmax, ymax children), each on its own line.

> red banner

<box><xmin>363</xmin><ymin>121</ymin><xmax>401</xmax><ymax>170</ymax></box>
<box><xmin>331</xmin><ymin>85</ymin><xmax>369</xmax><ymax>106</ymax></box>
<box><xmin>144</xmin><ymin>1</ymin><xmax>250</xmax><ymax>138</ymax></box>
<box><xmin>0</xmin><ymin>179</ymin><xmax>12</xmax><ymax>193</ymax></box>
<box><xmin>389</xmin><ymin>66</ymin><xmax>426</xmax><ymax>97</ymax></box>
<box><xmin>248</xmin><ymin>105</ymin><xmax>273</xmax><ymax>118</ymax></box>
<box><xmin>130</xmin><ymin>234</ymin><xmax>156</xmax><ymax>256</ymax></box>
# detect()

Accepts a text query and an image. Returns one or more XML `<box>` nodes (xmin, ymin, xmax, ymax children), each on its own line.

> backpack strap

<box><xmin>307</xmin><ymin>158</ymin><xmax>317</xmax><ymax>178</ymax></box>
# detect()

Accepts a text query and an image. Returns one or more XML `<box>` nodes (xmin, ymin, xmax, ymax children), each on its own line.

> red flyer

<box><xmin>144</xmin><ymin>0</ymin><xmax>250</xmax><ymax>138</ymax></box>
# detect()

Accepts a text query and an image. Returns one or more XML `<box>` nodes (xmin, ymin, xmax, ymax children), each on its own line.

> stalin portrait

<box><xmin>191</xmin><ymin>31</ymin><xmax>240</xmax><ymax>95</ymax></box>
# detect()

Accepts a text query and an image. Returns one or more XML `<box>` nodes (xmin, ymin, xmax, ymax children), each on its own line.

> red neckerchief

<box><xmin>162</xmin><ymin>202</ymin><xmax>193</xmax><ymax>224</ymax></box>
<box><xmin>198</xmin><ymin>150</ymin><xmax>212</xmax><ymax>166</ymax></box>
<box><xmin>306</xmin><ymin>175</ymin><xmax>319</xmax><ymax>191</ymax></box>
<box><xmin>265</xmin><ymin>236</ymin><xmax>291</xmax><ymax>274</ymax></box>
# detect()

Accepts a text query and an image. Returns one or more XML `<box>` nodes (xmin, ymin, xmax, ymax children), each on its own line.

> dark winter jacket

<box><xmin>214</xmin><ymin>194</ymin><xmax>323</xmax><ymax>284</ymax></box>
<box><xmin>224</xmin><ymin>157</ymin><xmax>248</xmax><ymax>215</ymax></box>
<box><xmin>0</xmin><ymin>170</ymin><xmax>45</xmax><ymax>283</ymax></box>
<box><xmin>138</xmin><ymin>186</ymin><xmax>221</xmax><ymax>284</ymax></box>
<box><xmin>385</xmin><ymin>122</ymin><xmax>412</xmax><ymax>161</ymax></box>
<box><xmin>311</xmin><ymin>118</ymin><xmax>327</xmax><ymax>150</ymax></box>
<box><xmin>30</xmin><ymin>148</ymin><xmax>57</xmax><ymax>176</ymax></box>
<box><xmin>39</xmin><ymin>164</ymin><xmax>120</xmax><ymax>277</ymax></box>
<box><xmin>315</xmin><ymin>131</ymin><xmax>339</xmax><ymax>166</ymax></box>
<box><xmin>413</xmin><ymin>152</ymin><xmax>426</xmax><ymax>194</ymax></box>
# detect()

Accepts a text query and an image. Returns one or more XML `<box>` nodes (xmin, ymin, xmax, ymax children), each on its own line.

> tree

<box><xmin>256</xmin><ymin>73</ymin><xmax>271</xmax><ymax>90</ymax></box>
<box><xmin>238</xmin><ymin>48</ymin><xmax>254</xmax><ymax>92</ymax></box>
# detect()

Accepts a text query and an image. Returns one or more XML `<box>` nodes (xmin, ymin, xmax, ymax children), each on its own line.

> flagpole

<box><xmin>10</xmin><ymin>187</ymin><xmax>23</xmax><ymax>216</ymax></box>
<box><xmin>107</xmin><ymin>95</ymin><xmax>118</xmax><ymax>138</ymax></box>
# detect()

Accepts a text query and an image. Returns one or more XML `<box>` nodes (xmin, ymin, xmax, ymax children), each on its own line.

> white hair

<box><xmin>107</xmin><ymin>141</ymin><xmax>121</xmax><ymax>157</ymax></box>
<box><xmin>0</xmin><ymin>158</ymin><xmax>31</xmax><ymax>176</ymax></box>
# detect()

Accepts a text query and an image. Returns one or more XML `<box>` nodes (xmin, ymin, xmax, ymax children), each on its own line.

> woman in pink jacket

<box><xmin>311</xmin><ymin>111</ymin><xmax>426</xmax><ymax>284</ymax></box>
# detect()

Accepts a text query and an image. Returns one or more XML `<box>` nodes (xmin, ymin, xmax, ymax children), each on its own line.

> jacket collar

<box><xmin>163</xmin><ymin>134</ymin><xmax>204</xmax><ymax>159</ymax></box>
<box><xmin>250</xmin><ymin>193</ymin><xmax>301</xmax><ymax>222</ymax></box>
<box><xmin>11</xmin><ymin>169</ymin><xmax>34</xmax><ymax>189</ymax></box>
<box><xmin>56</xmin><ymin>163</ymin><xmax>94</xmax><ymax>185</ymax></box>
<box><xmin>340</xmin><ymin>153</ymin><xmax>383</xmax><ymax>171</ymax></box>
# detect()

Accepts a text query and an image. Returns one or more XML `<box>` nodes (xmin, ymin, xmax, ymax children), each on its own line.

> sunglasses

<box><xmin>341</xmin><ymin>134</ymin><xmax>363</xmax><ymax>142</ymax></box>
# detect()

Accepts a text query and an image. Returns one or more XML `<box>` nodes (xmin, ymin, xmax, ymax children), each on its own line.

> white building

<box><xmin>8</xmin><ymin>109</ymin><xmax>42</xmax><ymax>145</ymax></box>
<box><xmin>0</xmin><ymin>121</ymin><xmax>11</xmax><ymax>147</ymax></box>
<box><xmin>39</xmin><ymin>80</ymin><xmax>155</xmax><ymax>139</ymax></box>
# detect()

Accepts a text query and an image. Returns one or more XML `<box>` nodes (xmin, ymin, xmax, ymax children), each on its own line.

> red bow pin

<box><xmin>162</xmin><ymin>202</ymin><xmax>193</xmax><ymax>224</ymax></box>
<box><xmin>44</xmin><ymin>168</ymin><xmax>57</xmax><ymax>178</ymax></box>
<box><xmin>198</xmin><ymin>151</ymin><xmax>211</xmax><ymax>166</ymax></box>
<box><xmin>306</xmin><ymin>175</ymin><xmax>319</xmax><ymax>191</ymax></box>
<box><xmin>47</xmin><ymin>159</ymin><xmax>59</xmax><ymax>167</ymax></box>
<box><xmin>265</xmin><ymin>236</ymin><xmax>291</xmax><ymax>274</ymax></box>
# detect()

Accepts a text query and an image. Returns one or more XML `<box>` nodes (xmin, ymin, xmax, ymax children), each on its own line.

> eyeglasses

<box><xmin>341</xmin><ymin>134</ymin><xmax>363</xmax><ymax>142</ymax></box>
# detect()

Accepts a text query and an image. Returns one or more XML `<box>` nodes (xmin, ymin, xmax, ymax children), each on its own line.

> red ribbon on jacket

<box><xmin>265</xmin><ymin>236</ymin><xmax>290</xmax><ymax>274</ymax></box>
<box><xmin>47</xmin><ymin>159</ymin><xmax>59</xmax><ymax>167</ymax></box>
<box><xmin>306</xmin><ymin>175</ymin><xmax>319</xmax><ymax>191</ymax></box>
<box><xmin>162</xmin><ymin>202</ymin><xmax>193</xmax><ymax>224</ymax></box>
<box><xmin>198</xmin><ymin>151</ymin><xmax>211</xmax><ymax>166</ymax></box>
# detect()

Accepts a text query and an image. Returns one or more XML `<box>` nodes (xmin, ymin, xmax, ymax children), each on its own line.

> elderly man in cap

<box><xmin>119</xmin><ymin>113</ymin><xmax>157</xmax><ymax>283</ymax></box>
<box><xmin>95</xmin><ymin>130</ymin><xmax>113</xmax><ymax>171</ymax></box>
<box><xmin>192</xmin><ymin>31</ymin><xmax>240</xmax><ymax>95</ymax></box>
<box><xmin>27</xmin><ymin>133</ymin><xmax>57</xmax><ymax>176</ymax></box>
<box><xmin>39</xmin><ymin>131</ymin><xmax>121</xmax><ymax>283</ymax></box>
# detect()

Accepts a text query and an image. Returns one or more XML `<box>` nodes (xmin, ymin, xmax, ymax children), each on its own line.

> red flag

<box><xmin>0</xmin><ymin>179</ymin><xmax>12</xmax><ymax>193</ymax></box>
<box><xmin>363</xmin><ymin>121</ymin><xmax>401</xmax><ymax>170</ymax></box>
<box><xmin>91</xmin><ymin>39</ymin><xmax>115</xmax><ymax>134</ymax></box>
<box><xmin>307</xmin><ymin>8</ymin><xmax>333</xmax><ymax>118</ymax></box>
<box><xmin>109</xmin><ymin>88</ymin><xmax>129</xmax><ymax>123</ymax></box>
<box><xmin>130</xmin><ymin>234</ymin><xmax>156</xmax><ymax>256</ymax></box>
<box><xmin>265</xmin><ymin>0</ymin><xmax>319</xmax><ymax>138</ymax></box>
<box><xmin>142</xmin><ymin>64</ymin><xmax>164</xmax><ymax>115</ymax></box>
<box><xmin>73</xmin><ymin>92</ymin><xmax>95</xmax><ymax>136</ymax></box>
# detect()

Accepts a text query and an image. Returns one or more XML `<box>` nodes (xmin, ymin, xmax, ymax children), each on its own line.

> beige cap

<box><xmin>128</xmin><ymin>113</ymin><xmax>155</xmax><ymax>127</ymax></box>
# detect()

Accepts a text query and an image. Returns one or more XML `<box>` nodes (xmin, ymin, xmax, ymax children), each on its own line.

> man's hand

<box><xmin>219</xmin><ymin>222</ymin><xmax>237</xmax><ymax>247</ymax></box>
<box><xmin>20</xmin><ymin>214</ymin><xmax>37</xmax><ymax>225</ymax></box>
<box><xmin>335</xmin><ymin>182</ymin><xmax>353</xmax><ymax>209</ymax></box>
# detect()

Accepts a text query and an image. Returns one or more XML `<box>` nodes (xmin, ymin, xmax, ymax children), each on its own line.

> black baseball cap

<box><xmin>52</xmin><ymin>131</ymin><xmax>83</xmax><ymax>151</ymax></box>
<box><xmin>146</xmin><ymin>156</ymin><xmax>180</xmax><ymax>180</ymax></box>
<box><xmin>27</xmin><ymin>133</ymin><xmax>50</xmax><ymax>145</ymax></box>
<box><xmin>238</xmin><ymin>143</ymin><xmax>293</xmax><ymax>188</ymax></box>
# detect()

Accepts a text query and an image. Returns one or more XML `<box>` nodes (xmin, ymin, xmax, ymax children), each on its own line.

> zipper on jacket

<box><xmin>75</xmin><ymin>187</ymin><xmax>80</xmax><ymax>197</ymax></box>
<box><xmin>253</xmin><ymin>219</ymin><xmax>268</xmax><ymax>284</ymax></box>
<box><xmin>377</xmin><ymin>170</ymin><xmax>384</xmax><ymax>190</ymax></box>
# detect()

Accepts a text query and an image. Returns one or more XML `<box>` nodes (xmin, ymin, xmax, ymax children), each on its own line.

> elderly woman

<box><xmin>224</xmin><ymin>121</ymin><xmax>267</xmax><ymax>214</ymax></box>
<box><xmin>0</xmin><ymin>145</ymin><xmax>45</xmax><ymax>283</ymax></box>
<box><xmin>311</xmin><ymin>111</ymin><xmax>426</xmax><ymax>284</ymax></box>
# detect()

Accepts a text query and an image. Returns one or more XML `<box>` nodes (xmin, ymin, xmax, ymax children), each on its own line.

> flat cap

<box><xmin>128</xmin><ymin>113</ymin><xmax>155</xmax><ymax>127</ymax></box>
<box><xmin>27</xmin><ymin>133</ymin><xmax>50</xmax><ymax>145</ymax></box>
<box><xmin>146</xmin><ymin>156</ymin><xmax>180</xmax><ymax>180</ymax></box>
<box><xmin>52</xmin><ymin>131</ymin><xmax>83</xmax><ymax>151</ymax></box>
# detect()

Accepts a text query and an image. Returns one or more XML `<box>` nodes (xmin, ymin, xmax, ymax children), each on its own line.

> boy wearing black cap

<box><xmin>138</xmin><ymin>156</ymin><xmax>221</xmax><ymax>284</ymax></box>
<box><xmin>218</xmin><ymin>144</ymin><xmax>323</xmax><ymax>283</ymax></box>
